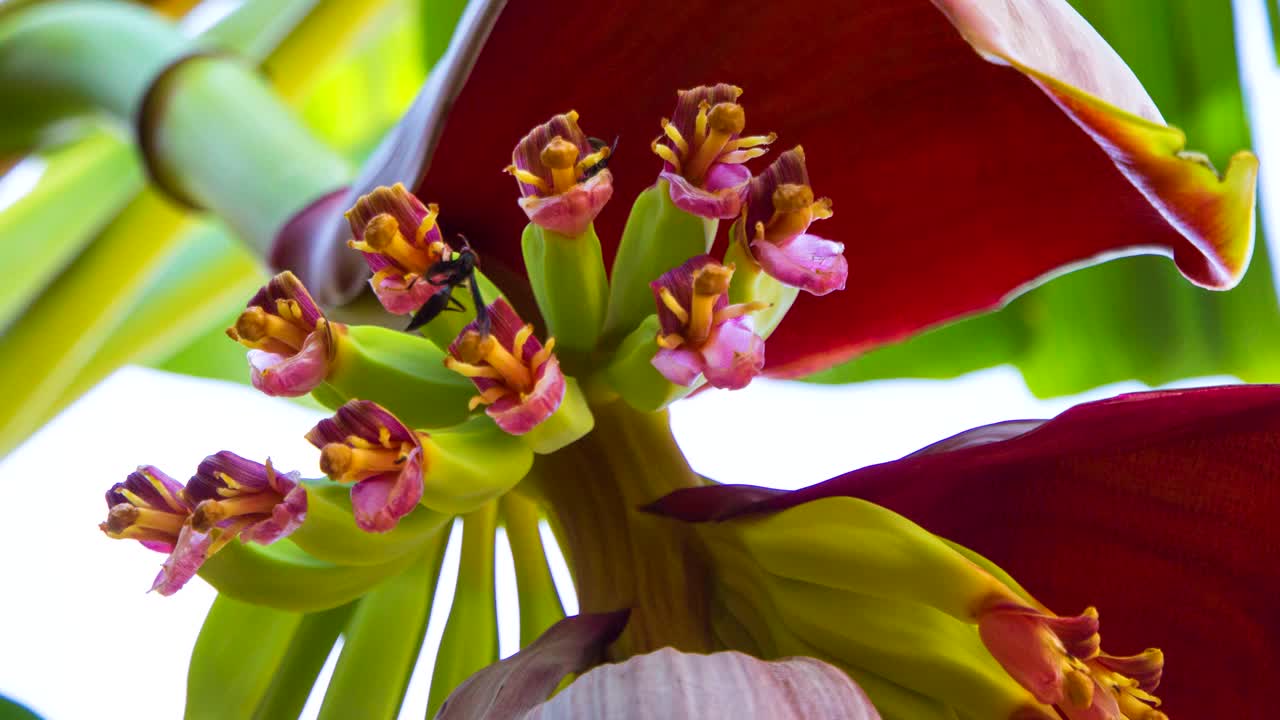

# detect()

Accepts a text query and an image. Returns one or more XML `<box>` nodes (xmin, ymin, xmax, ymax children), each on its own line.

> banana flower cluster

<box><xmin>93</xmin><ymin>1</ymin><xmax>1274</xmax><ymax>718</ymax></box>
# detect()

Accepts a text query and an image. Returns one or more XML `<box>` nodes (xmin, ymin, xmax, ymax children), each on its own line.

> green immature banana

<box><xmin>603</xmin><ymin>315</ymin><xmax>700</xmax><ymax>412</ymax></box>
<box><xmin>501</xmin><ymin>493</ymin><xmax>566</xmax><ymax>647</ymax></box>
<box><xmin>724</xmin><ymin>237</ymin><xmax>798</xmax><ymax>340</ymax></box>
<box><xmin>427</xmin><ymin>503</ymin><xmax>500</xmax><ymax>718</ymax></box>
<box><xmin>253</xmin><ymin>602</ymin><xmax>355</xmax><ymax>720</ymax></box>
<box><xmin>318</xmin><ymin>532</ymin><xmax>449</xmax><ymax>720</ymax></box>
<box><xmin>714</xmin><ymin>496</ymin><xmax>1019</xmax><ymax>622</ymax></box>
<box><xmin>602</xmin><ymin>181</ymin><xmax>717</xmax><ymax>345</ymax></box>
<box><xmin>197</xmin><ymin>537</ymin><xmax>419</xmax><ymax>612</ymax></box>
<box><xmin>418</xmin><ymin>417</ymin><xmax>535</xmax><ymax>515</ymax></box>
<box><xmin>764</xmin><ymin>575</ymin><xmax>1055</xmax><ymax>720</ymax></box>
<box><xmin>186</xmin><ymin>595</ymin><xmax>302</xmax><ymax>720</ymax></box>
<box><xmin>521</xmin><ymin>222</ymin><xmax>609</xmax><ymax>361</ymax></box>
<box><xmin>712</xmin><ymin>571</ymin><xmax>961</xmax><ymax>720</ymax></box>
<box><xmin>321</xmin><ymin>323</ymin><xmax>476</xmax><ymax>429</ymax></box>
<box><xmin>290</xmin><ymin>481</ymin><xmax>451</xmax><ymax>566</ymax></box>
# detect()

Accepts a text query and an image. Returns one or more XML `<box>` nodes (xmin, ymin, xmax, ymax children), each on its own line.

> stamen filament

<box><xmin>651</xmin><ymin>140</ymin><xmax>683</xmax><ymax>173</ymax></box>
<box><xmin>353</xmin><ymin>214</ymin><xmax>431</xmax><ymax>271</ymax></box>
<box><xmin>506</xmin><ymin>165</ymin><xmax>551</xmax><ymax>193</ymax></box>
<box><xmin>714</xmin><ymin>301</ymin><xmax>770</xmax><ymax>324</ymax></box>
<box><xmin>443</xmin><ymin>359</ymin><xmax>505</xmax><ymax>380</ymax></box>
<box><xmin>414</xmin><ymin>203</ymin><xmax>440</xmax><ymax>245</ymax></box>
<box><xmin>684</xmin><ymin>102</ymin><xmax>745</xmax><ymax>183</ymax></box>
<box><xmin>530</xmin><ymin>337</ymin><xmax>555</xmax><ymax>371</ymax></box>
<box><xmin>661</xmin><ymin>119</ymin><xmax>689</xmax><ymax>155</ymax></box>
<box><xmin>483</xmin><ymin>338</ymin><xmax>534</xmax><ymax>392</ymax></box>
<box><xmin>469</xmin><ymin>386</ymin><xmax>511</xmax><ymax>409</ymax></box>
<box><xmin>234</xmin><ymin>307</ymin><xmax>308</xmax><ymax>351</ymax></box>
<box><xmin>320</xmin><ymin>443</ymin><xmax>405</xmax><ymax>482</ymax></box>
<box><xmin>513</xmin><ymin>325</ymin><xmax>535</xmax><ymax>357</ymax></box>
<box><xmin>658</xmin><ymin>288</ymin><xmax>690</xmax><ymax>324</ymax></box>
<box><xmin>130</xmin><ymin>506</ymin><xmax>187</xmax><ymax>535</ymax></box>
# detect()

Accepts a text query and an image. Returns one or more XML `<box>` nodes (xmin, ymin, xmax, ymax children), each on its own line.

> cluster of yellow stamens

<box><xmin>189</xmin><ymin>464</ymin><xmax>287</xmax><ymax>533</ymax></box>
<box><xmin>100</xmin><ymin>474</ymin><xmax>187</xmax><ymax>545</ymax></box>
<box><xmin>347</xmin><ymin>204</ymin><xmax>447</xmax><ymax>277</ymax></box>
<box><xmin>505</xmin><ymin>111</ymin><xmax>610</xmax><ymax>197</ymax></box>
<box><xmin>653</xmin><ymin>99</ymin><xmax>775</xmax><ymax>184</ymax></box>
<box><xmin>445</xmin><ymin>326</ymin><xmax>557</xmax><ymax>409</ymax></box>
<box><xmin>657</xmin><ymin>264</ymin><xmax>768</xmax><ymax>350</ymax></box>
<box><xmin>753</xmin><ymin>182</ymin><xmax>834</xmax><ymax>245</ymax></box>
<box><xmin>319</xmin><ymin>425</ymin><xmax>417</xmax><ymax>483</ymax></box>
<box><xmin>227</xmin><ymin>297</ymin><xmax>318</xmax><ymax>355</ymax></box>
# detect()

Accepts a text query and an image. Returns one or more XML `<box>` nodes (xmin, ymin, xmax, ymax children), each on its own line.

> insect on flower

<box><xmin>405</xmin><ymin>236</ymin><xmax>490</xmax><ymax>335</ymax></box>
<box><xmin>581</xmin><ymin>135</ymin><xmax>619</xmax><ymax>180</ymax></box>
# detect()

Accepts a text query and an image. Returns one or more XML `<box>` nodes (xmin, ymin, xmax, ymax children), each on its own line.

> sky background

<box><xmin>2</xmin><ymin>0</ymin><xmax>1279</xmax><ymax>717</ymax></box>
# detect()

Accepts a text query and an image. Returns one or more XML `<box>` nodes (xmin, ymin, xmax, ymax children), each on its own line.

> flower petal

<box><xmin>750</xmin><ymin>234</ymin><xmax>848</xmax><ymax>296</ymax></box>
<box><xmin>274</xmin><ymin>1</ymin><xmax>1254</xmax><ymax>377</ymax></box>
<box><xmin>150</xmin><ymin>524</ymin><xmax>212</xmax><ymax>596</ymax></box>
<box><xmin>349</xmin><ymin>448</ymin><xmax>424</xmax><ymax>533</ymax></box>
<box><xmin>437</xmin><ymin>610</ymin><xmax>630</xmax><ymax>720</ymax></box>
<box><xmin>246</xmin><ymin>328</ymin><xmax>330</xmax><ymax>397</ymax></box>
<box><xmin>524</xmin><ymin>648</ymin><xmax>881</xmax><ymax>719</ymax></box>
<box><xmin>647</xmin><ymin>384</ymin><xmax>1280</xmax><ymax>717</ymax></box>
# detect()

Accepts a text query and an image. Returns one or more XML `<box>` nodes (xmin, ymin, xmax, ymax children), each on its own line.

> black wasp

<box><xmin>581</xmin><ymin>136</ymin><xmax>619</xmax><ymax>179</ymax></box>
<box><xmin>405</xmin><ymin>236</ymin><xmax>490</xmax><ymax>335</ymax></box>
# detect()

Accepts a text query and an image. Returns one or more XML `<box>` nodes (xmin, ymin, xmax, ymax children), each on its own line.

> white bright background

<box><xmin>2</xmin><ymin>0</ymin><xmax>1279</xmax><ymax>717</ymax></box>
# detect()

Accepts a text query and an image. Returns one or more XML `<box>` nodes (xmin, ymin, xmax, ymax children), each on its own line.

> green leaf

<box><xmin>808</xmin><ymin>0</ymin><xmax>1280</xmax><ymax>395</ymax></box>
<box><xmin>0</xmin><ymin>126</ymin><xmax>143</xmax><ymax>332</ymax></box>
<box><xmin>0</xmin><ymin>694</ymin><xmax>41</xmax><ymax>720</ymax></box>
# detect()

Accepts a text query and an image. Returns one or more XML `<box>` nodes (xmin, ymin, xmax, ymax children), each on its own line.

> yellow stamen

<box><xmin>719</xmin><ymin>148</ymin><xmax>769</xmax><ymax>165</ymax></box>
<box><xmin>414</xmin><ymin>203</ymin><xmax>441</xmax><ymax>245</ymax></box>
<box><xmin>714</xmin><ymin>301</ymin><xmax>769</xmax><ymax>324</ymax></box>
<box><xmin>443</xmin><ymin>358</ymin><xmax>504</xmax><ymax>380</ymax></box>
<box><xmin>208</xmin><ymin>518</ymin><xmax>256</xmax><ymax>554</ymax></box>
<box><xmin>541</xmin><ymin>136</ymin><xmax>581</xmax><ymax>194</ymax></box>
<box><xmin>651</xmin><ymin>138</ymin><xmax>683</xmax><ymax>173</ymax></box>
<box><xmin>658</xmin><ymin>288</ymin><xmax>690</xmax><ymax>325</ymax></box>
<box><xmin>530</xmin><ymin>336</ymin><xmax>555</xmax><ymax>372</ymax></box>
<box><xmin>575</xmin><ymin>145</ymin><xmax>610</xmax><ymax>176</ymax></box>
<box><xmin>1063</xmin><ymin>668</ymin><xmax>1095</xmax><ymax>709</ymax></box>
<box><xmin>232</xmin><ymin>306</ymin><xmax>308</xmax><ymax>352</ymax></box>
<box><xmin>687</xmin><ymin>264</ymin><xmax>734</xmax><ymax>344</ymax></box>
<box><xmin>480</xmin><ymin>335</ymin><xmax>534</xmax><ymax>392</ymax></box>
<box><xmin>661</xmin><ymin>118</ymin><xmax>689</xmax><ymax>156</ymax></box>
<box><xmin>215</xmin><ymin>471</ymin><xmax>244</xmax><ymax>491</ymax></box>
<box><xmin>468</xmin><ymin>386</ymin><xmax>511</xmax><ymax>410</ymax></box>
<box><xmin>145</xmin><ymin>472</ymin><xmax>184</xmax><ymax>513</ymax></box>
<box><xmin>506</xmin><ymin>165</ymin><xmax>551</xmax><ymax>193</ymax></box>
<box><xmin>108</xmin><ymin>504</ymin><xmax>186</xmax><ymax>535</ymax></box>
<box><xmin>725</xmin><ymin>132</ymin><xmax>776</xmax><ymax>152</ymax></box>
<box><xmin>191</xmin><ymin>494</ymin><xmax>281</xmax><ymax>531</ymax></box>
<box><xmin>685</xmin><ymin>102</ymin><xmax>746</xmax><ymax>183</ymax></box>
<box><xmin>694</xmin><ymin>101</ymin><xmax>710</xmax><ymax>149</ymax></box>
<box><xmin>101</xmin><ymin>524</ymin><xmax>176</xmax><ymax>544</ymax></box>
<box><xmin>513</xmin><ymin>324</ymin><xmax>535</xmax><ymax>357</ymax></box>
<box><xmin>350</xmin><ymin>213</ymin><xmax>431</xmax><ymax>272</ymax></box>
<box><xmin>320</xmin><ymin>443</ymin><xmax>405</xmax><ymax>482</ymax></box>
<box><xmin>656</xmin><ymin>333</ymin><xmax>685</xmax><ymax>349</ymax></box>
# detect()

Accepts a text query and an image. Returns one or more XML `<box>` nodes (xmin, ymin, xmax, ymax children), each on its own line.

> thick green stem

<box><xmin>146</xmin><ymin>56</ymin><xmax>351</xmax><ymax>246</ymax></box>
<box><xmin>531</xmin><ymin>399</ymin><xmax>712</xmax><ymax>658</ymax></box>
<box><xmin>0</xmin><ymin>1</ymin><xmax>351</xmax><ymax>250</ymax></box>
